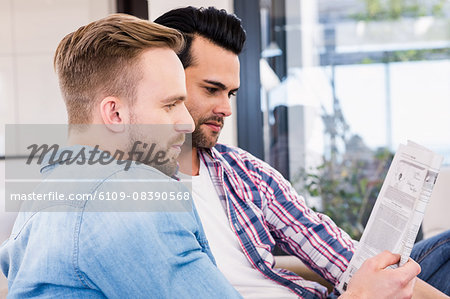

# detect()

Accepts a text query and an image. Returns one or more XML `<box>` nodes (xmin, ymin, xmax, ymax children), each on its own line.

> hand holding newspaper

<box><xmin>337</xmin><ymin>141</ymin><xmax>443</xmax><ymax>294</ymax></box>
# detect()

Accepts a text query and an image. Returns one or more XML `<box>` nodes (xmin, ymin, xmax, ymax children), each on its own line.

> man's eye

<box><xmin>228</xmin><ymin>92</ymin><xmax>236</xmax><ymax>98</ymax></box>
<box><xmin>165</xmin><ymin>103</ymin><xmax>177</xmax><ymax>110</ymax></box>
<box><xmin>205</xmin><ymin>87</ymin><xmax>218</xmax><ymax>94</ymax></box>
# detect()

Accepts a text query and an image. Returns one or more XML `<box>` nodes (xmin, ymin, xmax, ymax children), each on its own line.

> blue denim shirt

<box><xmin>0</xmin><ymin>146</ymin><xmax>241</xmax><ymax>298</ymax></box>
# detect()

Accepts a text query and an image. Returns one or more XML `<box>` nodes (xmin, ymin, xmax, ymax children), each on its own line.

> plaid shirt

<box><xmin>198</xmin><ymin>144</ymin><xmax>357</xmax><ymax>299</ymax></box>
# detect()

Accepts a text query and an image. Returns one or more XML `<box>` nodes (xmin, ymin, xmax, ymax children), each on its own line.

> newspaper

<box><xmin>336</xmin><ymin>141</ymin><xmax>443</xmax><ymax>294</ymax></box>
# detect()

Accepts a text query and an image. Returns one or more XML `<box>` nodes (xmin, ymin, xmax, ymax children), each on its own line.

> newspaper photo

<box><xmin>337</xmin><ymin>141</ymin><xmax>444</xmax><ymax>294</ymax></box>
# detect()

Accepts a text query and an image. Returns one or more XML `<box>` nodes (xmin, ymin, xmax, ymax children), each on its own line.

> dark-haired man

<box><xmin>156</xmin><ymin>6</ymin><xmax>450</xmax><ymax>299</ymax></box>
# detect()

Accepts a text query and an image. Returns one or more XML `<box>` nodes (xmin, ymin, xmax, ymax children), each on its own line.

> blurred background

<box><xmin>1</xmin><ymin>0</ymin><xmax>450</xmax><ymax>294</ymax></box>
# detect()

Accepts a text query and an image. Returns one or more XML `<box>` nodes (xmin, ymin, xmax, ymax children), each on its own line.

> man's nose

<box><xmin>174</xmin><ymin>103</ymin><xmax>195</xmax><ymax>133</ymax></box>
<box><xmin>213</xmin><ymin>96</ymin><xmax>232</xmax><ymax>117</ymax></box>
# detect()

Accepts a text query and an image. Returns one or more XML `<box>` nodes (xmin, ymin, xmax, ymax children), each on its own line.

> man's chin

<box><xmin>153</xmin><ymin>161</ymin><xmax>178</xmax><ymax>177</ymax></box>
<box><xmin>167</xmin><ymin>147</ymin><xmax>182</xmax><ymax>158</ymax></box>
<box><xmin>191</xmin><ymin>130</ymin><xmax>219</xmax><ymax>149</ymax></box>
<box><xmin>193</xmin><ymin>137</ymin><xmax>219</xmax><ymax>149</ymax></box>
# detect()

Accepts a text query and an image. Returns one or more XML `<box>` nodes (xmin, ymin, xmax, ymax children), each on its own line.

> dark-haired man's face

<box><xmin>184</xmin><ymin>36</ymin><xmax>240</xmax><ymax>148</ymax></box>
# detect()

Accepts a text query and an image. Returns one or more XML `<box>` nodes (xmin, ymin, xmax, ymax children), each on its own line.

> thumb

<box><xmin>371</xmin><ymin>250</ymin><xmax>401</xmax><ymax>269</ymax></box>
<box><xmin>395</xmin><ymin>258</ymin><xmax>421</xmax><ymax>281</ymax></box>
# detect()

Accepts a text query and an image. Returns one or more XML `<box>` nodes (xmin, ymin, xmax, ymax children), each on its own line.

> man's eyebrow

<box><xmin>203</xmin><ymin>80</ymin><xmax>239</xmax><ymax>93</ymax></box>
<box><xmin>203</xmin><ymin>80</ymin><xmax>226</xmax><ymax>90</ymax></box>
<box><xmin>161</xmin><ymin>95</ymin><xmax>186</xmax><ymax>104</ymax></box>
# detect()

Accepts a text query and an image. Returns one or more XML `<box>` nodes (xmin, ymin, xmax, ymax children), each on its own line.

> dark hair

<box><xmin>154</xmin><ymin>6</ymin><xmax>246</xmax><ymax>68</ymax></box>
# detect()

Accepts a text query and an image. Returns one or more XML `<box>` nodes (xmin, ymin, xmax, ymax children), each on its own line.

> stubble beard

<box><xmin>191</xmin><ymin>116</ymin><xmax>224</xmax><ymax>149</ymax></box>
<box><xmin>127</xmin><ymin>125</ymin><xmax>184</xmax><ymax>177</ymax></box>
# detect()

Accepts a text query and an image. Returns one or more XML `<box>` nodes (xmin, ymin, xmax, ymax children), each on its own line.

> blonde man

<box><xmin>0</xmin><ymin>14</ymin><xmax>241</xmax><ymax>298</ymax></box>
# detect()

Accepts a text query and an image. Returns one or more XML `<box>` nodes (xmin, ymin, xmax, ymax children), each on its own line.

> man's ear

<box><xmin>99</xmin><ymin>96</ymin><xmax>130</xmax><ymax>133</ymax></box>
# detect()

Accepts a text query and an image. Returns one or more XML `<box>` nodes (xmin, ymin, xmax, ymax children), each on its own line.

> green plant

<box><xmin>295</xmin><ymin>142</ymin><xmax>393</xmax><ymax>240</ymax></box>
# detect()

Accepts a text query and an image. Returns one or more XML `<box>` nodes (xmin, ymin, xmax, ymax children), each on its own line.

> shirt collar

<box><xmin>197</xmin><ymin>146</ymin><xmax>220</xmax><ymax>161</ymax></box>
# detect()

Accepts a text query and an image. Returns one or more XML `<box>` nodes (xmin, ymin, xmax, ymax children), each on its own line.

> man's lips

<box><xmin>203</xmin><ymin>122</ymin><xmax>222</xmax><ymax>132</ymax></box>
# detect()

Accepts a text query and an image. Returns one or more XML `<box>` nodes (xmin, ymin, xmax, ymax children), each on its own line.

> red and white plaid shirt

<box><xmin>199</xmin><ymin>144</ymin><xmax>357</xmax><ymax>298</ymax></box>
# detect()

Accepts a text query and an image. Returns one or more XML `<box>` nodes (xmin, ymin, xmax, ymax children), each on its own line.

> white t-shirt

<box><xmin>190</xmin><ymin>159</ymin><xmax>298</xmax><ymax>298</ymax></box>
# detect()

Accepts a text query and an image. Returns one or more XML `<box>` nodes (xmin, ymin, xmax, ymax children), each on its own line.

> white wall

<box><xmin>148</xmin><ymin>0</ymin><xmax>233</xmax><ymax>20</ymax></box>
<box><xmin>148</xmin><ymin>0</ymin><xmax>238</xmax><ymax>147</ymax></box>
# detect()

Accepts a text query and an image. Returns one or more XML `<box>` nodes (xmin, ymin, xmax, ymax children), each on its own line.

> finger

<box><xmin>396</xmin><ymin>258</ymin><xmax>421</xmax><ymax>282</ymax></box>
<box><xmin>370</xmin><ymin>250</ymin><xmax>401</xmax><ymax>269</ymax></box>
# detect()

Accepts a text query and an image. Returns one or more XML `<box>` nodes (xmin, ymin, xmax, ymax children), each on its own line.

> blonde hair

<box><xmin>54</xmin><ymin>13</ymin><xmax>184</xmax><ymax>124</ymax></box>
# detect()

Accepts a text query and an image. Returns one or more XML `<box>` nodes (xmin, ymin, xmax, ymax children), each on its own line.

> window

<box><xmin>236</xmin><ymin>0</ymin><xmax>450</xmax><ymax>239</ymax></box>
